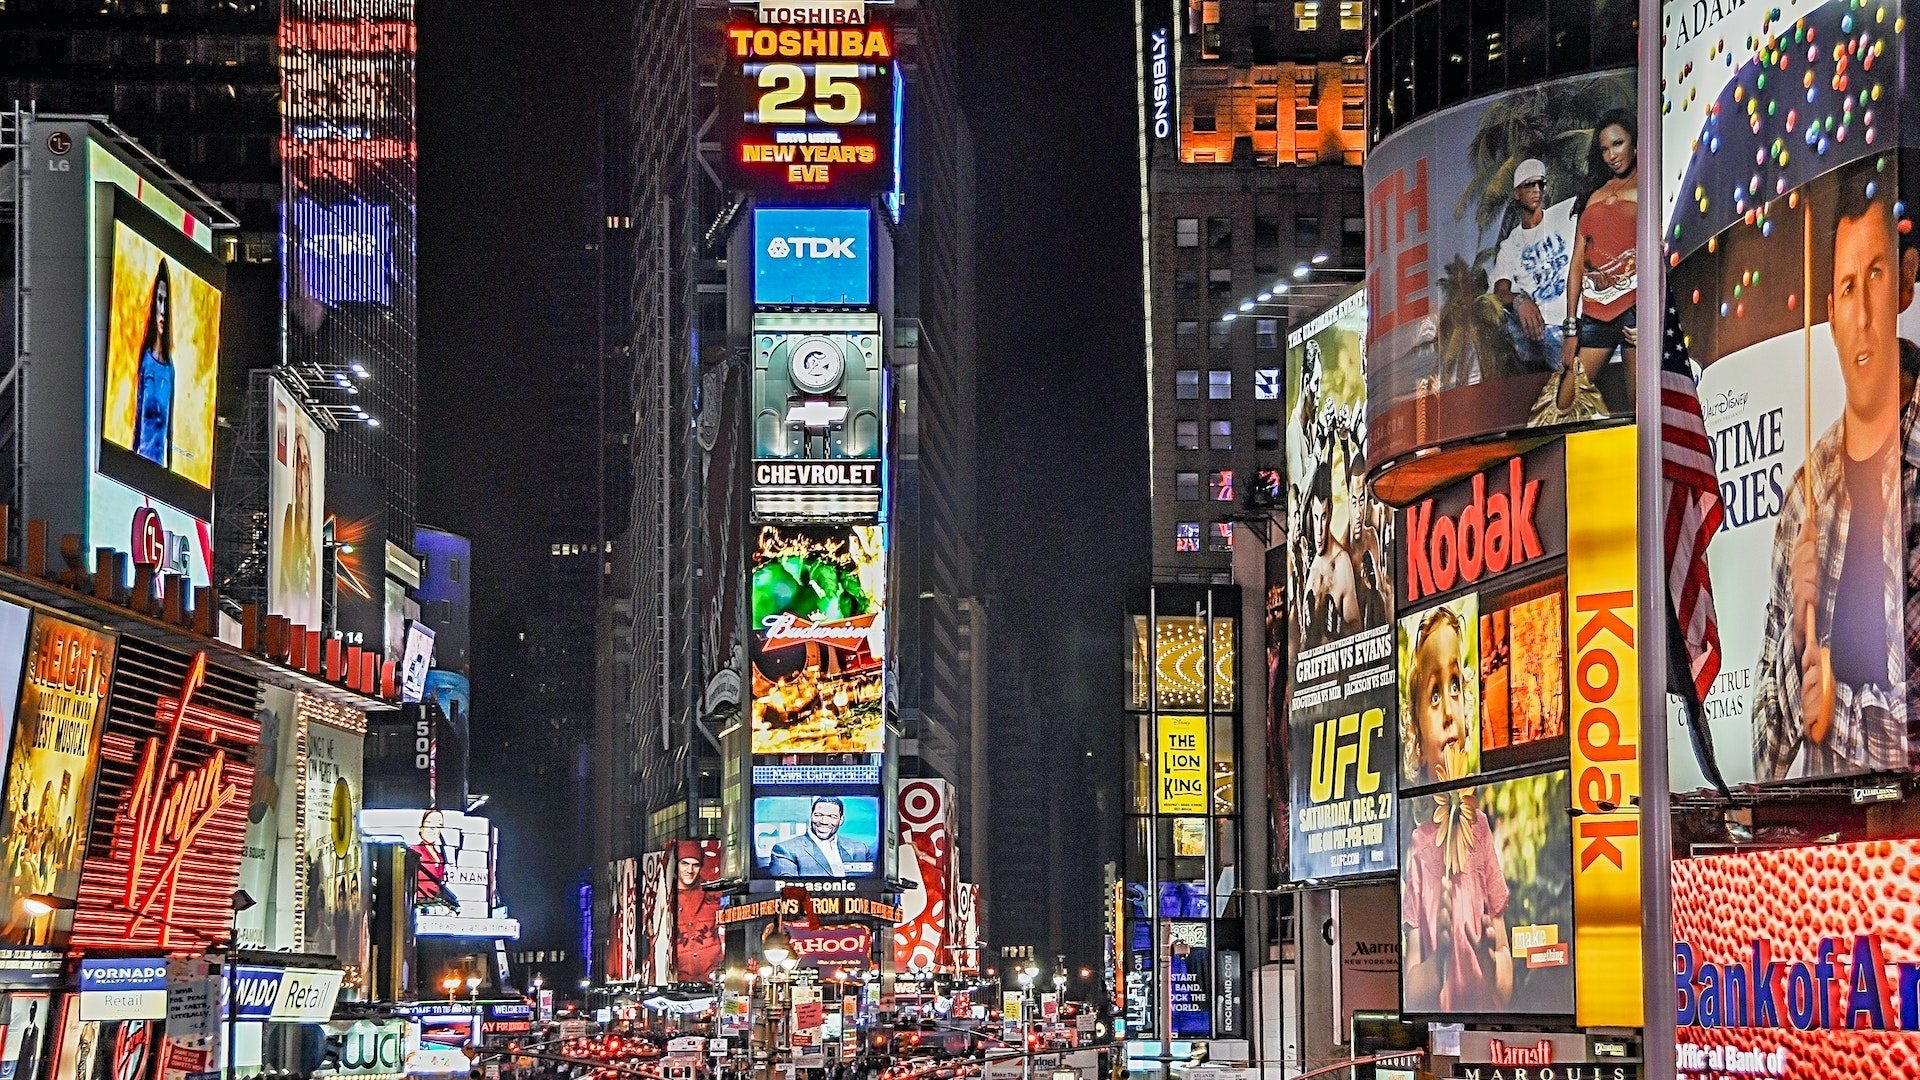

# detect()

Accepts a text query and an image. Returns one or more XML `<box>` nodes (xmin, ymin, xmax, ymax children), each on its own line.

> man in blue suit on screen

<box><xmin>768</xmin><ymin>796</ymin><xmax>874</xmax><ymax>878</ymax></box>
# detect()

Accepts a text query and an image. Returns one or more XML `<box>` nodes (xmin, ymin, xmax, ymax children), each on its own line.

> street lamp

<box><xmin>445</xmin><ymin>976</ymin><xmax>462</xmax><ymax>1003</ymax></box>
<box><xmin>760</xmin><ymin>927</ymin><xmax>793</xmax><ymax>967</ymax></box>
<box><xmin>19</xmin><ymin>893</ymin><xmax>76</xmax><ymax>917</ymax></box>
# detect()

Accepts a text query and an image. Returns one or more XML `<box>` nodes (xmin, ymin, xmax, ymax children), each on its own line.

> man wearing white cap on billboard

<box><xmin>1492</xmin><ymin>157</ymin><xmax>1578</xmax><ymax>371</ymax></box>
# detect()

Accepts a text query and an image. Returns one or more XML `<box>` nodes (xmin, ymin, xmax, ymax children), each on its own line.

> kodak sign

<box><xmin>1564</xmin><ymin>426</ymin><xmax>1641</xmax><ymax>1028</ymax></box>
<box><xmin>1398</xmin><ymin>442</ymin><xmax>1568</xmax><ymax>605</ymax></box>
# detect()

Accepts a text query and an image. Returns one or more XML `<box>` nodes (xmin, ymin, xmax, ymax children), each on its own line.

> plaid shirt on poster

<box><xmin>1752</xmin><ymin>412</ymin><xmax>1911</xmax><ymax>781</ymax></box>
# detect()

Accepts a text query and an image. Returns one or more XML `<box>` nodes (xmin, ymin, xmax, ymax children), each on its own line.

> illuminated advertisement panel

<box><xmin>717</xmin><ymin>21</ymin><xmax>897</xmax><ymax>199</ymax></box>
<box><xmin>1397</xmin><ymin>769</ymin><xmax>1574</xmax><ymax>1016</ymax></box>
<box><xmin>753</xmin><ymin>207</ymin><xmax>872</xmax><ymax>306</ymax></box>
<box><xmin>894</xmin><ymin>780</ymin><xmax>955</xmax><ymax>973</ymax></box>
<box><xmin>638</xmin><ymin>850</ymin><xmax>671</xmax><ymax>985</ymax></box>
<box><xmin>750</xmin><ymin>523</ymin><xmax>885</xmax><ymax>757</ymax></box>
<box><xmin>607</xmin><ymin>858</ymin><xmax>637</xmax><ymax>983</ymax></box>
<box><xmin>0</xmin><ymin>614</ymin><xmax>116</xmax><ymax>948</ymax></box>
<box><xmin>752</xmin><ymin>793</ymin><xmax>882</xmax><ymax>880</ymax></box>
<box><xmin>325</xmin><ymin>476</ymin><xmax>388</xmax><ymax>657</ymax></box>
<box><xmin>91</xmin><ymin>187</ymin><xmax>224</xmax><ymax>587</ymax></box>
<box><xmin>1660</xmin><ymin>0</ymin><xmax>1920</xmax><ymax>789</ymax></box>
<box><xmin>670</xmin><ymin>840</ymin><xmax>724</xmax><ymax>982</ymax></box>
<box><xmin>298</xmin><ymin>696</ymin><xmax>368</xmax><ymax>976</ymax></box>
<box><xmin>360</xmin><ymin>809</ymin><xmax>518</xmax><ymax>939</ymax></box>
<box><xmin>268</xmin><ymin>381</ymin><xmax>328</xmax><ymax>630</ymax></box>
<box><xmin>1362</xmin><ymin>70</ymin><xmax>1637</xmax><ymax>503</ymax></box>
<box><xmin>71</xmin><ymin>648</ymin><xmax>258</xmax><ymax>953</ymax></box>
<box><xmin>98</xmin><ymin>195</ymin><xmax>221</xmax><ymax>513</ymax></box>
<box><xmin>1393</xmin><ymin>441</ymin><xmax>1571</xmax><ymax>791</ymax></box>
<box><xmin>750</xmin><ymin>312</ymin><xmax>884</xmax><ymax>520</ymax></box>
<box><xmin>1673</xmin><ymin>839</ymin><xmax>1920</xmax><ymax>1079</ymax></box>
<box><xmin>1284</xmin><ymin>292</ymin><xmax>1398</xmax><ymax>880</ymax></box>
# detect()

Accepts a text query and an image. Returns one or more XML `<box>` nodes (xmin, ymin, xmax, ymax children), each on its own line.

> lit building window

<box><xmin>1210</xmin><ymin>419</ymin><xmax>1233</xmax><ymax>450</ymax></box>
<box><xmin>1176</xmin><ymin>370</ymin><xmax>1201</xmax><ymax>399</ymax></box>
<box><xmin>1208</xmin><ymin>370</ymin><xmax>1232</xmax><ymax>399</ymax></box>
<box><xmin>1211</xmin><ymin>470</ymin><xmax>1235</xmax><ymax>502</ymax></box>
<box><xmin>1256</xmin><ymin>319</ymin><xmax>1281</xmax><ymax>350</ymax></box>
<box><xmin>1176</xmin><ymin>420</ymin><xmax>1201</xmax><ymax>450</ymax></box>
<box><xmin>1175</xmin><ymin>217</ymin><xmax>1200</xmax><ymax>247</ymax></box>
<box><xmin>1176</xmin><ymin>522</ymin><xmax>1202</xmax><ymax>553</ymax></box>
<box><xmin>1254</xmin><ymin>369</ymin><xmax>1281</xmax><ymax>399</ymax></box>
<box><xmin>1176</xmin><ymin>472</ymin><xmax>1202</xmax><ymax>501</ymax></box>
<box><xmin>1294</xmin><ymin>1</ymin><xmax>1320</xmax><ymax>30</ymax></box>
<box><xmin>1175</xmin><ymin>321</ymin><xmax>1202</xmax><ymax>349</ymax></box>
<box><xmin>1210</xmin><ymin>522</ymin><xmax>1235</xmax><ymax>551</ymax></box>
<box><xmin>1340</xmin><ymin>0</ymin><xmax>1362</xmax><ymax>29</ymax></box>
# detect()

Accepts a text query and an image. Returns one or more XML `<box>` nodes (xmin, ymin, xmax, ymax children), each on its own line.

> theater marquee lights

<box><xmin>718</xmin><ymin>20</ymin><xmax>897</xmax><ymax>197</ymax></box>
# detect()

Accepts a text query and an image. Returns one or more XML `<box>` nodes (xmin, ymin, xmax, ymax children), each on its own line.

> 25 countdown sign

<box><xmin>718</xmin><ymin>23</ymin><xmax>897</xmax><ymax>198</ymax></box>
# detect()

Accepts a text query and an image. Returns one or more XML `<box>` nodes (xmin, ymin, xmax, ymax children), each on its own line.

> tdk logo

<box><xmin>767</xmin><ymin>235</ymin><xmax>857</xmax><ymax>259</ymax></box>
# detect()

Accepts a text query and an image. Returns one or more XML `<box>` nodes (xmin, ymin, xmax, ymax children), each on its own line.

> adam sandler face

<box><xmin>1830</xmin><ymin>201</ymin><xmax>1902</xmax><ymax>422</ymax></box>
<box><xmin>1412</xmin><ymin>616</ymin><xmax>1469</xmax><ymax>780</ymax></box>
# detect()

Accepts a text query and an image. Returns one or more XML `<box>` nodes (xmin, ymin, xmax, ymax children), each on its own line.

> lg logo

<box><xmin>766</xmin><ymin>236</ymin><xmax>857</xmax><ymax>259</ymax></box>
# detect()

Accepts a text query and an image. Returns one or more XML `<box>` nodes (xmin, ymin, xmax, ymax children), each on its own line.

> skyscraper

<box><xmin>602</xmin><ymin>0</ymin><xmax>984</xmax><ymax>975</ymax></box>
<box><xmin>0</xmin><ymin>0</ymin><xmax>422</xmax><ymax>582</ymax></box>
<box><xmin>1138</xmin><ymin>0</ymin><xmax>1366</xmax><ymax>582</ymax></box>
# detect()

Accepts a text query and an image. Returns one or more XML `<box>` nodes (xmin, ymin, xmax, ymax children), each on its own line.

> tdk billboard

<box><xmin>754</xmin><ymin>207</ymin><xmax>872</xmax><ymax>307</ymax></box>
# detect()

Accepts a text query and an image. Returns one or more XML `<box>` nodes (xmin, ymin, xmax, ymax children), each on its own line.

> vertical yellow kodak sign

<box><xmin>1566</xmin><ymin>426</ymin><xmax>1642</xmax><ymax>1027</ymax></box>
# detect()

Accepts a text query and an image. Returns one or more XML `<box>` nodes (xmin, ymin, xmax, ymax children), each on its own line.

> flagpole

<box><xmin>1636</xmin><ymin>0</ymin><xmax>1679</xmax><ymax>1073</ymax></box>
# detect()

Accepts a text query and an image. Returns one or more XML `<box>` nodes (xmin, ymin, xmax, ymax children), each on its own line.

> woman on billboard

<box><xmin>133</xmin><ymin>264</ymin><xmax>175</xmax><ymax>468</ymax></box>
<box><xmin>276</xmin><ymin>426</ymin><xmax>318</xmax><ymax>626</ymax></box>
<box><xmin>1549</xmin><ymin>111</ymin><xmax>1640</xmax><ymax>417</ymax></box>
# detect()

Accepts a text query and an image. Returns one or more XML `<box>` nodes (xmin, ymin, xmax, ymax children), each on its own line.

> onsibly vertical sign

<box><xmin>1564</xmin><ymin>425</ymin><xmax>1641</xmax><ymax>1027</ymax></box>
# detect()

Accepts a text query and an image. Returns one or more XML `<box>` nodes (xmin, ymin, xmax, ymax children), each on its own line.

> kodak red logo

<box><xmin>1404</xmin><ymin>456</ymin><xmax>1543</xmax><ymax>603</ymax></box>
<box><xmin>1573</xmin><ymin>589</ymin><xmax>1637</xmax><ymax>871</ymax></box>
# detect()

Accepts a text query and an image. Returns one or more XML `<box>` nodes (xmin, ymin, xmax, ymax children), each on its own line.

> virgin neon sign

<box><xmin>98</xmin><ymin>652</ymin><xmax>255</xmax><ymax>949</ymax></box>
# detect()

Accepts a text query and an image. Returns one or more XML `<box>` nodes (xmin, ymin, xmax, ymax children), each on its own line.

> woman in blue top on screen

<box><xmin>133</xmin><ymin>264</ymin><xmax>175</xmax><ymax>468</ymax></box>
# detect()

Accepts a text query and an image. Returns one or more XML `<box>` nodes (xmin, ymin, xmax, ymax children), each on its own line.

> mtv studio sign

<box><xmin>754</xmin><ymin>207</ymin><xmax>872</xmax><ymax>307</ymax></box>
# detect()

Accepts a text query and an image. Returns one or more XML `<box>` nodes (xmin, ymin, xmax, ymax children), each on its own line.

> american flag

<box><xmin>1661</xmin><ymin>289</ymin><xmax>1726</xmax><ymax>711</ymax></box>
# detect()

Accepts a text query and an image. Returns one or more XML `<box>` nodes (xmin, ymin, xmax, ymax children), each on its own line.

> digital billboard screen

<box><xmin>750</xmin><ymin>311</ymin><xmax>885</xmax><ymax>520</ymax></box>
<box><xmin>717</xmin><ymin>21</ymin><xmax>897</xmax><ymax>199</ymax></box>
<box><xmin>98</xmin><ymin>192</ymin><xmax>222</xmax><ymax>521</ymax></box>
<box><xmin>299</xmin><ymin>698</ymin><xmax>367</xmax><ymax>970</ymax></box>
<box><xmin>750</xmin><ymin>524</ymin><xmax>885</xmax><ymax>757</ymax></box>
<box><xmin>1363</xmin><ymin>69</ymin><xmax>1637</xmax><ymax>502</ymax></box>
<box><xmin>754</xmin><ymin>207</ymin><xmax>872</xmax><ymax>306</ymax></box>
<box><xmin>1397</xmin><ymin>768</ymin><xmax>1574</xmax><ymax>1017</ymax></box>
<box><xmin>752</xmin><ymin>793</ymin><xmax>881</xmax><ymax>880</ymax></box>
<box><xmin>1283</xmin><ymin>292</ymin><xmax>1399</xmax><ymax>880</ymax></box>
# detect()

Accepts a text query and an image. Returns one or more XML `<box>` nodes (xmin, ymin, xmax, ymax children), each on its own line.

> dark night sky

<box><xmin>415</xmin><ymin>1</ymin><xmax>1146</xmax><ymax>932</ymax></box>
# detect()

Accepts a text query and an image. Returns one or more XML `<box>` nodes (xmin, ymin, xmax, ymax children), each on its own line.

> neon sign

<box><xmin>117</xmin><ymin>653</ymin><xmax>248</xmax><ymax>947</ymax></box>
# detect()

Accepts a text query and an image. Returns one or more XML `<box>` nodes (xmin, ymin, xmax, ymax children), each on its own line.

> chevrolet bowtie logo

<box><xmin>786</xmin><ymin>399</ymin><xmax>847</xmax><ymax>430</ymax></box>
